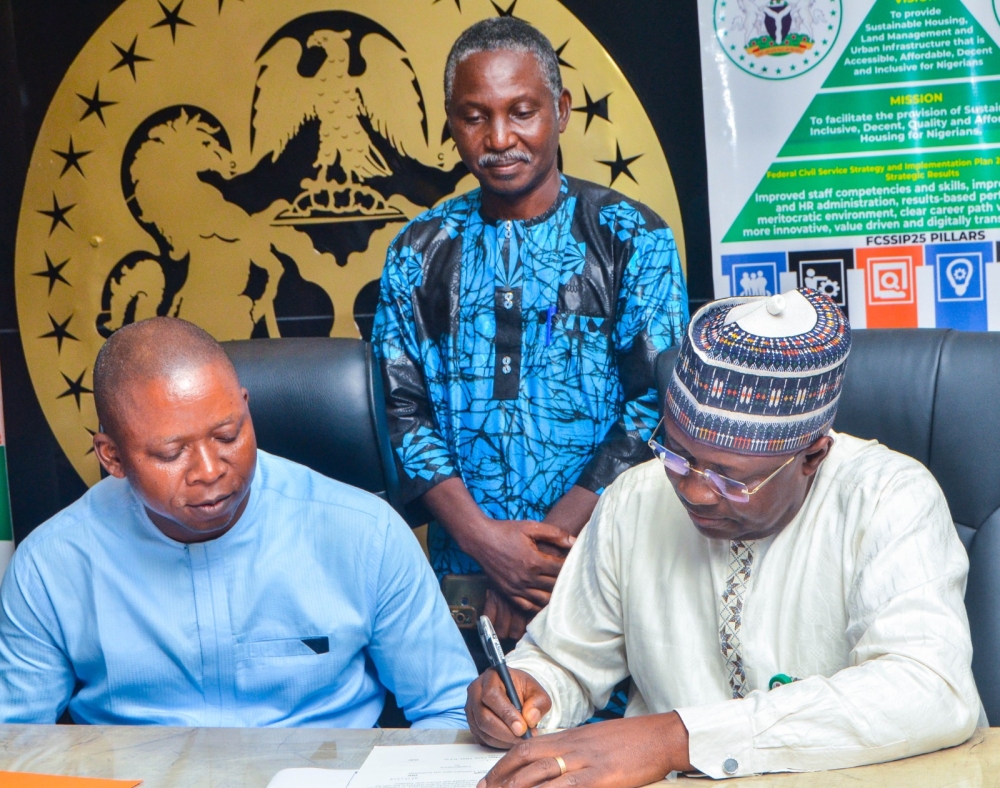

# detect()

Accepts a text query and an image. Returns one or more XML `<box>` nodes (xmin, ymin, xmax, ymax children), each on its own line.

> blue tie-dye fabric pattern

<box><xmin>373</xmin><ymin>176</ymin><xmax>688</xmax><ymax>577</ymax></box>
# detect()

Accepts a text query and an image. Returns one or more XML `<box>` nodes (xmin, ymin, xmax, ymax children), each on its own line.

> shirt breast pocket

<box><xmin>541</xmin><ymin>312</ymin><xmax>613</xmax><ymax>392</ymax></box>
<box><xmin>235</xmin><ymin>636</ymin><xmax>331</xmax><ymax>659</ymax></box>
<box><xmin>234</xmin><ymin>635</ymin><xmax>344</xmax><ymax>702</ymax></box>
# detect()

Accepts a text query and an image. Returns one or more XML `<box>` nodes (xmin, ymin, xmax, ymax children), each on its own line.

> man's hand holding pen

<box><xmin>477</xmin><ymin>615</ymin><xmax>537</xmax><ymax>741</ymax></box>
<box><xmin>467</xmin><ymin>666</ymin><xmax>550</xmax><ymax>745</ymax></box>
<box><xmin>468</xmin><ymin>667</ymin><xmax>692</xmax><ymax>788</ymax></box>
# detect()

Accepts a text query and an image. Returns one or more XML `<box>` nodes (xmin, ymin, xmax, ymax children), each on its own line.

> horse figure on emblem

<box><xmin>97</xmin><ymin>106</ymin><xmax>331</xmax><ymax>341</ymax></box>
<box><xmin>96</xmin><ymin>11</ymin><xmax>469</xmax><ymax>342</ymax></box>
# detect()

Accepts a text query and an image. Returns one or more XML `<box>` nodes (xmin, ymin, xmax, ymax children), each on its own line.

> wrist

<box><xmin>543</xmin><ymin>512</ymin><xmax>579</xmax><ymax>537</ymax></box>
<box><xmin>654</xmin><ymin>712</ymin><xmax>692</xmax><ymax>774</ymax></box>
<box><xmin>447</xmin><ymin>511</ymin><xmax>495</xmax><ymax>562</ymax></box>
<box><xmin>420</xmin><ymin>478</ymin><xmax>494</xmax><ymax>561</ymax></box>
<box><xmin>543</xmin><ymin>485</ymin><xmax>598</xmax><ymax>537</ymax></box>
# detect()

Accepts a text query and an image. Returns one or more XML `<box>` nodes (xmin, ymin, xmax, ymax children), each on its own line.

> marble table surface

<box><xmin>0</xmin><ymin>724</ymin><xmax>997</xmax><ymax>787</ymax></box>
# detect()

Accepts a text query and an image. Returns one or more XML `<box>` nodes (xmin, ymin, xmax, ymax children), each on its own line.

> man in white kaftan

<box><xmin>464</xmin><ymin>288</ymin><xmax>982</xmax><ymax>784</ymax></box>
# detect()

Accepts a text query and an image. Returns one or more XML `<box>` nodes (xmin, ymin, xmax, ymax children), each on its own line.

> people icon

<box><xmin>739</xmin><ymin>269</ymin><xmax>772</xmax><ymax>297</ymax></box>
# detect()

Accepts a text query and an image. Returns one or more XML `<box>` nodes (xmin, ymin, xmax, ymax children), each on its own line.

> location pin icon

<box><xmin>945</xmin><ymin>258</ymin><xmax>974</xmax><ymax>297</ymax></box>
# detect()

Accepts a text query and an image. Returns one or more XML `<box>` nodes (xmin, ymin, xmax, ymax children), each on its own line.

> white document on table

<box><xmin>350</xmin><ymin>744</ymin><xmax>505</xmax><ymax>788</ymax></box>
<box><xmin>266</xmin><ymin>768</ymin><xmax>358</xmax><ymax>788</ymax></box>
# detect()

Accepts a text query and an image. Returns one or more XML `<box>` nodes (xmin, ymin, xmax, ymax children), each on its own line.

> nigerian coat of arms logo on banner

<box><xmin>714</xmin><ymin>0</ymin><xmax>843</xmax><ymax>79</ymax></box>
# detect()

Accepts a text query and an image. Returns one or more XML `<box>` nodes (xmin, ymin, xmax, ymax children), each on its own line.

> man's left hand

<box><xmin>477</xmin><ymin>714</ymin><xmax>692</xmax><ymax>788</ymax></box>
<box><xmin>484</xmin><ymin>587</ymin><xmax>532</xmax><ymax>640</ymax></box>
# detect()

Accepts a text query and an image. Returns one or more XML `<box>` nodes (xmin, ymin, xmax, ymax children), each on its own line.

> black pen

<box><xmin>478</xmin><ymin>614</ymin><xmax>532</xmax><ymax>739</ymax></box>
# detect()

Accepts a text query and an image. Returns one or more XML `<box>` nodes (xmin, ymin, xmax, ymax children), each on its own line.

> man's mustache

<box><xmin>478</xmin><ymin>150</ymin><xmax>532</xmax><ymax>167</ymax></box>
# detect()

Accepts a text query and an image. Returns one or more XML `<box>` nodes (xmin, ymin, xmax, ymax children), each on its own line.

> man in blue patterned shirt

<box><xmin>372</xmin><ymin>18</ymin><xmax>688</xmax><ymax>644</ymax></box>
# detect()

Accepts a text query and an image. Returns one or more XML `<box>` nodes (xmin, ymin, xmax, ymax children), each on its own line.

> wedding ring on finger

<box><xmin>554</xmin><ymin>756</ymin><xmax>567</xmax><ymax>776</ymax></box>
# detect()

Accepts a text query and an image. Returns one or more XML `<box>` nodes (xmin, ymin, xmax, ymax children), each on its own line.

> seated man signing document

<box><xmin>0</xmin><ymin>317</ymin><xmax>476</xmax><ymax>726</ymax></box>
<box><xmin>467</xmin><ymin>289</ymin><xmax>983</xmax><ymax>781</ymax></box>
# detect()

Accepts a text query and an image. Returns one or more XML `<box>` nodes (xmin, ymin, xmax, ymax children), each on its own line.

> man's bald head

<box><xmin>93</xmin><ymin>317</ymin><xmax>238</xmax><ymax>440</ymax></box>
<box><xmin>91</xmin><ymin>317</ymin><xmax>256</xmax><ymax>543</ymax></box>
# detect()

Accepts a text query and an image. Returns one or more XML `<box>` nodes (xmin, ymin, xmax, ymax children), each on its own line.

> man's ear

<box><xmin>92</xmin><ymin>431</ymin><xmax>127</xmax><ymax>479</ymax></box>
<box><xmin>557</xmin><ymin>88</ymin><xmax>572</xmax><ymax>132</ymax></box>
<box><xmin>801</xmin><ymin>435</ymin><xmax>834</xmax><ymax>477</ymax></box>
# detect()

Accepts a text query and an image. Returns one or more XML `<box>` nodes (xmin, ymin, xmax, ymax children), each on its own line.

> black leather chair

<box><xmin>222</xmin><ymin>338</ymin><xmax>401</xmax><ymax>513</ymax></box>
<box><xmin>657</xmin><ymin>329</ymin><xmax>1000</xmax><ymax>723</ymax></box>
<box><xmin>223</xmin><ymin>337</ymin><xmax>409</xmax><ymax>727</ymax></box>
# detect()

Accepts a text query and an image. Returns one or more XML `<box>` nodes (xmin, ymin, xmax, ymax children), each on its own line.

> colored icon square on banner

<box><xmin>720</xmin><ymin>253</ymin><xmax>787</xmax><ymax>298</ymax></box>
<box><xmin>788</xmin><ymin>249</ymin><xmax>854</xmax><ymax>317</ymax></box>
<box><xmin>937</xmin><ymin>253</ymin><xmax>984</xmax><ymax>302</ymax></box>
<box><xmin>868</xmin><ymin>258</ymin><xmax>915</xmax><ymax>305</ymax></box>
<box><xmin>800</xmin><ymin>262</ymin><xmax>845</xmax><ymax>302</ymax></box>
<box><xmin>854</xmin><ymin>246</ymin><xmax>922</xmax><ymax>329</ymax></box>
<box><xmin>733</xmin><ymin>262</ymin><xmax>778</xmax><ymax>297</ymax></box>
<box><xmin>925</xmin><ymin>242</ymin><xmax>993</xmax><ymax>331</ymax></box>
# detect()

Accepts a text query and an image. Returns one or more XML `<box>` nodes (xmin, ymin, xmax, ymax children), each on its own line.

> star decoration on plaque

<box><xmin>491</xmin><ymin>0</ymin><xmax>517</xmax><ymax>17</ymax></box>
<box><xmin>152</xmin><ymin>0</ymin><xmax>194</xmax><ymax>42</ymax></box>
<box><xmin>52</xmin><ymin>138</ymin><xmax>92</xmax><ymax>178</ymax></box>
<box><xmin>40</xmin><ymin>313</ymin><xmax>80</xmax><ymax>354</ymax></box>
<box><xmin>573</xmin><ymin>87</ymin><xmax>610</xmax><ymax>132</ymax></box>
<box><xmin>598</xmin><ymin>142</ymin><xmax>642</xmax><ymax>186</ymax></box>
<box><xmin>554</xmin><ymin>40</ymin><xmax>574</xmax><ymax>69</ymax></box>
<box><xmin>84</xmin><ymin>426</ymin><xmax>97</xmax><ymax>456</ymax></box>
<box><xmin>38</xmin><ymin>194</ymin><xmax>76</xmax><ymax>235</ymax></box>
<box><xmin>58</xmin><ymin>370</ymin><xmax>94</xmax><ymax>410</ymax></box>
<box><xmin>32</xmin><ymin>253</ymin><xmax>71</xmax><ymax>294</ymax></box>
<box><xmin>111</xmin><ymin>36</ymin><xmax>152</xmax><ymax>80</ymax></box>
<box><xmin>77</xmin><ymin>83</ymin><xmax>116</xmax><ymax>126</ymax></box>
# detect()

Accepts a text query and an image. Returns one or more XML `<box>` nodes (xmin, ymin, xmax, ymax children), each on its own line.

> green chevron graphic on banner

<box><xmin>779</xmin><ymin>80</ymin><xmax>1000</xmax><ymax>158</ymax></box>
<box><xmin>723</xmin><ymin>0</ymin><xmax>1000</xmax><ymax>243</ymax></box>
<box><xmin>824</xmin><ymin>0</ymin><xmax>1000</xmax><ymax>87</ymax></box>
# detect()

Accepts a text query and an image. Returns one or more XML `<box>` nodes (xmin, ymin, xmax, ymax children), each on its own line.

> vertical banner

<box><xmin>0</xmin><ymin>364</ymin><xmax>13</xmax><ymax>575</ymax></box>
<box><xmin>699</xmin><ymin>0</ymin><xmax>1000</xmax><ymax>329</ymax></box>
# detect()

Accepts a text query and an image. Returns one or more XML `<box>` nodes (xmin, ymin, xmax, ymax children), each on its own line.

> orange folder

<box><xmin>0</xmin><ymin>773</ymin><xmax>141</xmax><ymax>787</ymax></box>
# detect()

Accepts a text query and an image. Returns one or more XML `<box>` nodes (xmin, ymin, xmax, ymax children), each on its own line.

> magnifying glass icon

<box><xmin>880</xmin><ymin>271</ymin><xmax>900</xmax><ymax>291</ymax></box>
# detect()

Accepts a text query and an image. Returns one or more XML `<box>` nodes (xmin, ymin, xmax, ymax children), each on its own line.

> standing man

<box><xmin>373</xmin><ymin>17</ymin><xmax>688</xmax><ymax>644</ymax></box>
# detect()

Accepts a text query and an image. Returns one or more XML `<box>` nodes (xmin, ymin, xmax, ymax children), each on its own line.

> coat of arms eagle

<box><xmin>97</xmin><ymin>11</ymin><xmax>468</xmax><ymax>341</ymax></box>
<box><xmin>246</xmin><ymin>11</ymin><xmax>468</xmax><ymax>227</ymax></box>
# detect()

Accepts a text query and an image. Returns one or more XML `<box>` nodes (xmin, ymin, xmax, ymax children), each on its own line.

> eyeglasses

<box><xmin>647</xmin><ymin>416</ymin><xmax>797</xmax><ymax>503</ymax></box>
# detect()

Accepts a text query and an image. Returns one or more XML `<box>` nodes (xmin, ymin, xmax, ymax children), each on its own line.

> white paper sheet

<box><xmin>350</xmin><ymin>744</ymin><xmax>504</xmax><ymax>788</ymax></box>
<box><xmin>266</xmin><ymin>768</ymin><xmax>358</xmax><ymax>788</ymax></box>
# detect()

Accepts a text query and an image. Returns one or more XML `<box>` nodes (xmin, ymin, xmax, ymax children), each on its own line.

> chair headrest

<box><xmin>223</xmin><ymin>338</ymin><xmax>391</xmax><ymax>499</ymax></box>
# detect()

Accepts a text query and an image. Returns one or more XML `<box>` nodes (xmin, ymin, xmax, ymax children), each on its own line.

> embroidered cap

<box><xmin>665</xmin><ymin>288</ymin><xmax>851</xmax><ymax>456</ymax></box>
